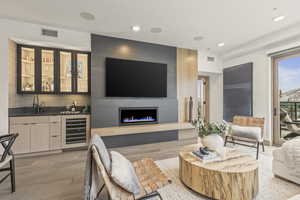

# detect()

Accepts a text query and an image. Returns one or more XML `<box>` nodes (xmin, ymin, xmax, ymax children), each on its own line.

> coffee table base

<box><xmin>179</xmin><ymin>148</ymin><xmax>258</xmax><ymax>200</ymax></box>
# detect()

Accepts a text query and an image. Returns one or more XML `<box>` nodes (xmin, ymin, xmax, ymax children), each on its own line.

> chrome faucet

<box><xmin>33</xmin><ymin>95</ymin><xmax>40</xmax><ymax>113</ymax></box>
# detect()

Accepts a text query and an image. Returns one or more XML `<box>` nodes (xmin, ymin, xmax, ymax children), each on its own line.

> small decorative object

<box><xmin>188</xmin><ymin>96</ymin><xmax>193</xmax><ymax>122</ymax></box>
<box><xmin>192</xmin><ymin>147</ymin><xmax>220</xmax><ymax>163</ymax></box>
<box><xmin>199</xmin><ymin>147</ymin><xmax>209</xmax><ymax>155</ymax></box>
<box><xmin>191</xmin><ymin>102</ymin><xmax>227</xmax><ymax>156</ymax></box>
<box><xmin>77</xmin><ymin>61</ymin><xmax>83</xmax><ymax>79</ymax></box>
<box><xmin>66</xmin><ymin>58</ymin><xmax>72</xmax><ymax>77</ymax></box>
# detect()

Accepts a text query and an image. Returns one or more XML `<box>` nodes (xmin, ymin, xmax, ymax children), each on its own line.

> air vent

<box><xmin>41</xmin><ymin>28</ymin><xmax>58</xmax><ymax>37</ymax></box>
<box><xmin>207</xmin><ymin>56</ymin><xmax>215</xmax><ymax>62</ymax></box>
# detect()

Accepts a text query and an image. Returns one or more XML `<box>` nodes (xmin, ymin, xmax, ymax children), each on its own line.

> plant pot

<box><xmin>201</xmin><ymin>134</ymin><xmax>225</xmax><ymax>157</ymax></box>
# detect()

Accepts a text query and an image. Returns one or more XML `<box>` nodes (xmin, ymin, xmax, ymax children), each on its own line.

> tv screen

<box><xmin>105</xmin><ymin>57</ymin><xmax>167</xmax><ymax>97</ymax></box>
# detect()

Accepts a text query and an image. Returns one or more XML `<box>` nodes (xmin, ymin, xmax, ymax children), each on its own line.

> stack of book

<box><xmin>192</xmin><ymin>148</ymin><xmax>221</xmax><ymax>163</ymax></box>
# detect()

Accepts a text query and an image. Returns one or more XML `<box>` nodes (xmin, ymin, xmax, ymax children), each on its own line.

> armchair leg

<box><xmin>136</xmin><ymin>191</ymin><xmax>162</xmax><ymax>200</ymax></box>
<box><xmin>256</xmin><ymin>142</ymin><xmax>260</xmax><ymax>160</ymax></box>
<box><xmin>224</xmin><ymin>136</ymin><xmax>228</xmax><ymax>147</ymax></box>
<box><xmin>262</xmin><ymin>142</ymin><xmax>265</xmax><ymax>152</ymax></box>
<box><xmin>157</xmin><ymin>192</ymin><xmax>163</xmax><ymax>200</ymax></box>
<box><xmin>96</xmin><ymin>183</ymin><xmax>105</xmax><ymax>198</ymax></box>
<box><xmin>10</xmin><ymin>158</ymin><xmax>16</xmax><ymax>193</ymax></box>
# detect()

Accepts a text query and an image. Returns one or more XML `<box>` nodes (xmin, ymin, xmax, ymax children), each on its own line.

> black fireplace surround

<box><xmin>119</xmin><ymin>107</ymin><xmax>158</xmax><ymax>126</ymax></box>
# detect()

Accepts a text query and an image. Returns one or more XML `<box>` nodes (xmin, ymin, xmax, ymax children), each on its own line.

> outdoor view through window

<box><xmin>279</xmin><ymin>55</ymin><xmax>300</xmax><ymax>140</ymax></box>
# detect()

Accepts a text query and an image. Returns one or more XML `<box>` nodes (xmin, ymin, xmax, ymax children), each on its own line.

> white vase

<box><xmin>201</xmin><ymin>134</ymin><xmax>225</xmax><ymax>157</ymax></box>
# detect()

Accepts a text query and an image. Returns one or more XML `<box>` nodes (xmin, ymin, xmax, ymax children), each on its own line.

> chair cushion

<box><xmin>110</xmin><ymin>151</ymin><xmax>141</xmax><ymax>195</ymax></box>
<box><xmin>91</xmin><ymin>136</ymin><xmax>111</xmax><ymax>173</ymax></box>
<box><xmin>231</xmin><ymin>125</ymin><xmax>262</xmax><ymax>141</ymax></box>
<box><xmin>0</xmin><ymin>155</ymin><xmax>12</xmax><ymax>168</ymax></box>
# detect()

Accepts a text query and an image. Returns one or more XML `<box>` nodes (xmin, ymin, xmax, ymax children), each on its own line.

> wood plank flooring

<box><xmin>0</xmin><ymin>138</ymin><xmax>196</xmax><ymax>200</ymax></box>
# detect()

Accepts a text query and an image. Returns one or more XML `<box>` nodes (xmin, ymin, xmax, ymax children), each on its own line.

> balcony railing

<box><xmin>280</xmin><ymin>101</ymin><xmax>300</xmax><ymax>121</ymax></box>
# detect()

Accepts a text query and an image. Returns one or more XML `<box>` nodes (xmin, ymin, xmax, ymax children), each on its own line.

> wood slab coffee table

<box><xmin>179</xmin><ymin>145</ymin><xmax>258</xmax><ymax>200</ymax></box>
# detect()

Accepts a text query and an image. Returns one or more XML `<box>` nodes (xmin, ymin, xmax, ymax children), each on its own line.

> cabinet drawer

<box><xmin>10</xmin><ymin>116</ymin><xmax>49</xmax><ymax>125</ymax></box>
<box><xmin>50</xmin><ymin>122</ymin><xmax>61</xmax><ymax>136</ymax></box>
<box><xmin>50</xmin><ymin>135</ymin><xmax>61</xmax><ymax>150</ymax></box>
<box><xmin>49</xmin><ymin>116</ymin><xmax>61</xmax><ymax>123</ymax></box>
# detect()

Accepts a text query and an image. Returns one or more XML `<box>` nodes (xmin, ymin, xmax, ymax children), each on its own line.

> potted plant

<box><xmin>191</xmin><ymin>102</ymin><xmax>227</xmax><ymax>152</ymax></box>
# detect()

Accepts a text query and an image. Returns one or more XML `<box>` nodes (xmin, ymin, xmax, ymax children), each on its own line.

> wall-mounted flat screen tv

<box><xmin>105</xmin><ymin>57</ymin><xmax>167</xmax><ymax>97</ymax></box>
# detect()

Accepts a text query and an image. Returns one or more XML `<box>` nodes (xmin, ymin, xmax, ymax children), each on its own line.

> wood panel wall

<box><xmin>177</xmin><ymin>48</ymin><xmax>198</xmax><ymax>122</ymax></box>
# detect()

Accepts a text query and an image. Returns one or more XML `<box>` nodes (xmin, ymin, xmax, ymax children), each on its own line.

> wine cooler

<box><xmin>62</xmin><ymin>115</ymin><xmax>90</xmax><ymax>148</ymax></box>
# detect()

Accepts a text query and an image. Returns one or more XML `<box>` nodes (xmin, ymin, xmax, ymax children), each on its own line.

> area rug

<box><xmin>155</xmin><ymin>146</ymin><xmax>300</xmax><ymax>200</ymax></box>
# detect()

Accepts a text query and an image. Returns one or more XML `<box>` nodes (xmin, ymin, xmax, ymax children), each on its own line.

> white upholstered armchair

<box><xmin>273</xmin><ymin>137</ymin><xmax>300</xmax><ymax>185</ymax></box>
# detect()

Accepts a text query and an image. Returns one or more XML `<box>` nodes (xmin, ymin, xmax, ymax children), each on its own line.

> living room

<box><xmin>0</xmin><ymin>1</ymin><xmax>300</xmax><ymax>200</ymax></box>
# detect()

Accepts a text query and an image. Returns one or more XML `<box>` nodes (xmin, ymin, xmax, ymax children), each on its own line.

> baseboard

<box><xmin>15</xmin><ymin>150</ymin><xmax>62</xmax><ymax>158</ymax></box>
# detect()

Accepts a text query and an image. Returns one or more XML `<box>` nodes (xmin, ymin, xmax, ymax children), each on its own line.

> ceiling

<box><xmin>1</xmin><ymin>0</ymin><xmax>299</xmax><ymax>55</ymax></box>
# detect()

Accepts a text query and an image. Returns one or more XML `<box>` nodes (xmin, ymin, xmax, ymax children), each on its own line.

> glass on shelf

<box><xmin>77</xmin><ymin>53</ymin><xmax>88</xmax><ymax>93</ymax></box>
<box><xmin>41</xmin><ymin>49</ymin><xmax>54</xmax><ymax>92</ymax></box>
<box><xmin>21</xmin><ymin>47</ymin><xmax>35</xmax><ymax>92</ymax></box>
<box><xmin>60</xmin><ymin>51</ymin><xmax>72</xmax><ymax>92</ymax></box>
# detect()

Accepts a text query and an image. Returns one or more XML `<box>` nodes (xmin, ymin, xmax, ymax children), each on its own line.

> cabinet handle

<box><xmin>52</xmin><ymin>135</ymin><xmax>59</xmax><ymax>138</ymax></box>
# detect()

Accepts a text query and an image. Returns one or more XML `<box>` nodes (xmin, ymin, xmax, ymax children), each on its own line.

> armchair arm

<box><xmin>0</xmin><ymin>133</ymin><xmax>18</xmax><ymax>163</ymax></box>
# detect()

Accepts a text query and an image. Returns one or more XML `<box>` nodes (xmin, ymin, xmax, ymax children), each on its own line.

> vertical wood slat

<box><xmin>177</xmin><ymin>48</ymin><xmax>198</xmax><ymax>122</ymax></box>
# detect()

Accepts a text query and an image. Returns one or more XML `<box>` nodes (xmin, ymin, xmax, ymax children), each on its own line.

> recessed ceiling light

<box><xmin>194</xmin><ymin>36</ymin><xmax>204</xmax><ymax>41</ymax></box>
<box><xmin>132</xmin><ymin>25</ymin><xmax>141</xmax><ymax>32</ymax></box>
<box><xmin>150</xmin><ymin>27</ymin><xmax>162</xmax><ymax>33</ymax></box>
<box><xmin>80</xmin><ymin>12</ymin><xmax>95</xmax><ymax>21</ymax></box>
<box><xmin>273</xmin><ymin>15</ymin><xmax>285</xmax><ymax>22</ymax></box>
<box><xmin>217</xmin><ymin>42</ymin><xmax>225</xmax><ymax>47</ymax></box>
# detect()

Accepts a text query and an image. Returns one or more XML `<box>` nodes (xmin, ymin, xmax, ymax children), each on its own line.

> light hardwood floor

<box><xmin>0</xmin><ymin>138</ymin><xmax>196</xmax><ymax>200</ymax></box>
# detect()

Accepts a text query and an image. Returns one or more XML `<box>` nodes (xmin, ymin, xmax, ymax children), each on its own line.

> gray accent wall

<box><xmin>223</xmin><ymin>62</ymin><xmax>253</xmax><ymax>122</ymax></box>
<box><xmin>102</xmin><ymin>130</ymin><xmax>178</xmax><ymax>148</ymax></box>
<box><xmin>91</xmin><ymin>34</ymin><xmax>178</xmax><ymax>128</ymax></box>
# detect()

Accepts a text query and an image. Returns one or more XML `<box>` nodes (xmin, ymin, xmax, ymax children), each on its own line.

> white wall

<box><xmin>223</xmin><ymin>37</ymin><xmax>300</xmax><ymax>143</ymax></box>
<box><xmin>223</xmin><ymin>51</ymin><xmax>272</xmax><ymax>141</ymax></box>
<box><xmin>0</xmin><ymin>18</ymin><xmax>91</xmax><ymax>134</ymax></box>
<box><xmin>198</xmin><ymin>49</ymin><xmax>223</xmax><ymax>123</ymax></box>
<box><xmin>198</xmin><ymin>50</ymin><xmax>222</xmax><ymax>74</ymax></box>
<box><xmin>0</xmin><ymin>25</ymin><xmax>9</xmax><ymax>134</ymax></box>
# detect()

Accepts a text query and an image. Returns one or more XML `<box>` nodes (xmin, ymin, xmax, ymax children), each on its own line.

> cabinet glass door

<box><xmin>41</xmin><ymin>49</ymin><xmax>55</xmax><ymax>92</ymax></box>
<box><xmin>21</xmin><ymin>47</ymin><xmax>35</xmax><ymax>92</ymax></box>
<box><xmin>60</xmin><ymin>51</ymin><xmax>72</xmax><ymax>92</ymax></box>
<box><xmin>77</xmin><ymin>53</ymin><xmax>89</xmax><ymax>93</ymax></box>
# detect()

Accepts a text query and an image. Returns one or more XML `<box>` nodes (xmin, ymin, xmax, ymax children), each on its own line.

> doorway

<box><xmin>197</xmin><ymin>76</ymin><xmax>209</xmax><ymax>122</ymax></box>
<box><xmin>272</xmin><ymin>52</ymin><xmax>300</xmax><ymax>145</ymax></box>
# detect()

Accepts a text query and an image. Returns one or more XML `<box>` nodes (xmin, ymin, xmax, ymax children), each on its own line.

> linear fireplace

<box><xmin>119</xmin><ymin>107</ymin><xmax>158</xmax><ymax>126</ymax></box>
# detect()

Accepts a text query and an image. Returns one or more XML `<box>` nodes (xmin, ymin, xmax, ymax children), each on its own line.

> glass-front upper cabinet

<box><xmin>19</xmin><ymin>47</ymin><xmax>35</xmax><ymax>93</ymax></box>
<box><xmin>41</xmin><ymin>49</ymin><xmax>55</xmax><ymax>93</ymax></box>
<box><xmin>17</xmin><ymin>44</ymin><xmax>90</xmax><ymax>94</ymax></box>
<box><xmin>76</xmin><ymin>53</ymin><xmax>89</xmax><ymax>93</ymax></box>
<box><xmin>60</xmin><ymin>51</ymin><xmax>73</xmax><ymax>93</ymax></box>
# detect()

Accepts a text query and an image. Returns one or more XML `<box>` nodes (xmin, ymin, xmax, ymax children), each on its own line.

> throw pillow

<box><xmin>110</xmin><ymin>151</ymin><xmax>141</xmax><ymax>195</ymax></box>
<box><xmin>231</xmin><ymin>125</ymin><xmax>262</xmax><ymax>141</ymax></box>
